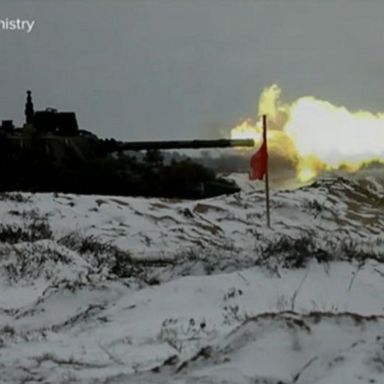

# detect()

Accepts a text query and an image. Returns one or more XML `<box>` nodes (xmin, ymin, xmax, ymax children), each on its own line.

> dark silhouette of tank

<box><xmin>3</xmin><ymin>90</ymin><xmax>254</xmax><ymax>149</ymax></box>
<box><xmin>0</xmin><ymin>90</ymin><xmax>255</xmax><ymax>198</ymax></box>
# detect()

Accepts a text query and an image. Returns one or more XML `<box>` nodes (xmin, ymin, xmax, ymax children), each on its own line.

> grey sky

<box><xmin>0</xmin><ymin>0</ymin><xmax>384</xmax><ymax>141</ymax></box>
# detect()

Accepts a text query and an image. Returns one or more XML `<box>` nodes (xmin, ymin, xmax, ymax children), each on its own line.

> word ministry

<box><xmin>0</xmin><ymin>18</ymin><xmax>35</xmax><ymax>33</ymax></box>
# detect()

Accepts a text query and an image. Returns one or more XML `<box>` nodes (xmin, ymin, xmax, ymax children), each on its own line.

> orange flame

<box><xmin>231</xmin><ymin>85</ymin><xmax>384</xmax><ymax>182</ymax></box>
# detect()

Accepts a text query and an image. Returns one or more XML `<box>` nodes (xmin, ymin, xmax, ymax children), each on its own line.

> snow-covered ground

<box><xmin>0</xmin><ymin>173</ymin><xmax>383</xmax><ymax>383</ymax></box>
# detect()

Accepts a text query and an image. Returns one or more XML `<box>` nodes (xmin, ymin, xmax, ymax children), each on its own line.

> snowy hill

<box><xmin>0</xmin><ymin>174</ymin><xmax>383</xmax><ymax>383</ymax></box>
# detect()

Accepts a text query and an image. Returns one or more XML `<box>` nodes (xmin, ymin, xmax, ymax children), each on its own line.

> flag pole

<box><xmin>263</xmin><ymin>114</ymin><xmax>271</xmax><ymax>228</ymax></box>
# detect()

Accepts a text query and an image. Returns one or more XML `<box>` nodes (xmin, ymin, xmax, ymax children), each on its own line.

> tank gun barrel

<box><xmin>111</xmin><ymin>138</ymin><xmax>255</xmax><ymax>151</ymax></box>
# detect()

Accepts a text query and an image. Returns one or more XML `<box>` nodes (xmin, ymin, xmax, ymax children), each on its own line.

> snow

<box><xmin>0</xmin><ymin>173</ymin><xmax>383</xmax><ymax>383</ymax></box>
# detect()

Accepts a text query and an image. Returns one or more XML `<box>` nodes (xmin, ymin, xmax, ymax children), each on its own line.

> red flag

<box><xmin>249</xmin><ymin>140</ymin><xmax>268</xmax><ymax>180</ymax></box>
